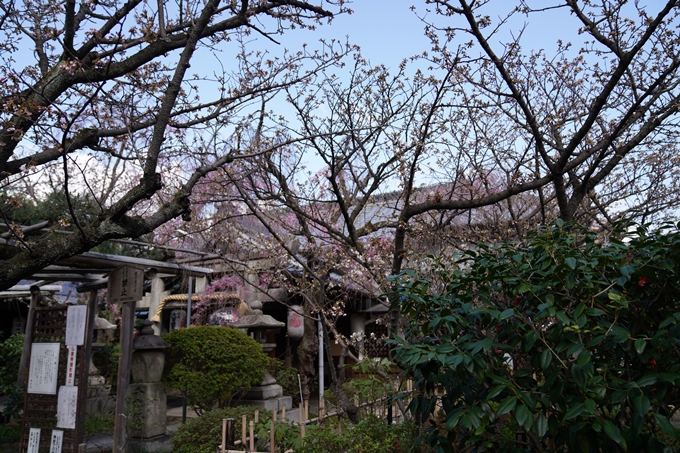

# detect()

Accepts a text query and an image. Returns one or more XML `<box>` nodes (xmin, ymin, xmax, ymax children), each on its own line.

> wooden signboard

<box><xmin>108</xmin><ymin>266</ymin><xmax>143</xmax><ymax>304</ymax></box>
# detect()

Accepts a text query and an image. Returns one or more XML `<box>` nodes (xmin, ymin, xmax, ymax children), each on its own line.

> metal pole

<box><xmin>318</xmin><ymin>320</ymin><xmax>324</xmax><ymax>421</ymax></box>
<box><xmin>186</xmin><ymin>277</ymin><xmax>193</xmax><ymax>328</ymax></box>
<box><xmin>182</xmin><ymin>277</ymin><xmax>193</xmax><ymax>424</ymax></box>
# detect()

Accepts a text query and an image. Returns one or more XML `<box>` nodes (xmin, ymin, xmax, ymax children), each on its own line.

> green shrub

<box><xmin>0</xmin><ymin>423</ymin><xmax>21</xmax><ymax>444</ymax></box>
<box><xmin>393</xmin><ymin>221</ymin><xmax>680</xmax><ymax>452</ymax></box>
<box><xmin>83</xmin><ymin>415</ymin><xmax>115</xmax><ymax>435</ymax></box>
<box><xmin>297</xmin><ymin>424</ymin><xmax>350</xmax><ymax>453</ymax></box>
<box><xmin>91</xmin><ymin>342</ymin><xmax>119</xmax><ymax>388</ymax></box>
<box><xmin>297</xmin><ymin>417</ymin><xmax>427</xmax><ymax>453</ymax></box>
<box><xmin>171</xmin><ymin>406</ymin><xmax>269</xmax><ymax>453</ymax></box>
<box><xmin>0</xmin><ymin>334</ymin><xmax>23</xmax><ymax>395</ymax></box>
<box><xmin>268</xmin><ymin>358</ymin><xmax>302</xmax><ymax>406</ymax></box>
<box><xmin>0</xmin><ymin>333</ymin><xmax>24</xmax><ymax>421</ymax></box>
<box><xmin>163</xmin><ymin>326</ymin><xmax>269</xmax><ymax>414</ymax></box>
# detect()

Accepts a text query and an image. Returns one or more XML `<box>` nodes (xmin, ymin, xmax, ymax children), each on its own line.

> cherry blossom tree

<box><xmin>178</xmin><ymin>0</ymin><xmax>680</xmax><ymax>421</ymax></box>
<box><xmin>0</xmin><ymin>0</ymin><xmax>350</xmax><ymax>289</ymax></box>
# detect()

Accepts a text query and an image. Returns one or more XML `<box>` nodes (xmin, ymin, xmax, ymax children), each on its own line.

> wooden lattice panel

<box><xmin>365</xmin><ymin>322</ymin><xmax>388</xmax><ymax>358</ymax></box>
<box><xmin>20</xmin><ymin>307</ymin><xmax>87</xmax><ymax>453</ymax></box>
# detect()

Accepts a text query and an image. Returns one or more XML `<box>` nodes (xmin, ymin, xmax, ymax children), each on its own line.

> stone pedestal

<box><xmin>129</xmin><ymin>382</ymin><xmax>167</xmax><ymax>439</ymax></box>
<box><xmin>235</xmin><ymin>372</ymin><xmax>293</xmax><ymax>411</ymax></box>
<box><xmin>129</xmin><ymin>320</ymin><xmax>170</xmax><ymax>440</ymax></box>
<box><xmin>86</xmin><ymin>374</ymin><xmax>115</xmax><ymax>416</ymax></box>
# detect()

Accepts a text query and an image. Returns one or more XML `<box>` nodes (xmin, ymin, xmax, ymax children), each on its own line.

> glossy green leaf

<box><xmin>632</xmin><ymin>395</ymin><xmax>650</xmax><ymax>416</ymax></box>
<box><xmin>634</xmin><ymin>338</ymin><xmax>646</xmax><ymax>355</ymax></box>
<box><xmin>653</xmin><ymin>413</ymin><xmax>680</xmax><ymax>440</ymax></box>
<box><xmin>540</xmin><ymin>349</ymin><xmax>552</xmax><ymax>370</ymax></box>
<box><xmin>500</xmin><ymin>308</ymin><xmax>514</xmax><ymax>320</ymax></box>
<box><xmin>535</xmin><ymin>413</ymin><xmax>548</xmax><ymax>437</ymax></box>
<box><xmin>524</xmin><ymin>330</ymin><xmax>538</xmax><ymax>352</ymax></box>
<box><xmin>571</xmin><ymin>365</ymin><xmax>586</xmax><ymax>389</ymax></box>
<box><xmin>635</xmin><ymin>375</ymin><xmax>657</xmax><ymax>387</ymax></box>
<box><xmin>514</xmin><ymin>404</ymin><xmax>529</xmax><ymax>427</ymax></box>
<box><xmin>563</xmin><ymin>403</ymin><xmax>585</xmax><ymax>421</ymax></box>
<box><xmin>611</xmin><ymin>390</ymin><xmax>627</xmax><ymax>404</ymax></box>
<box><xmin>497</xmin><ymin>396</ymin><xmax>517</xmax><ymax>416</ymax></box>
<box><xmin>517</xmin><ymin>282</ymin><xmax>531</xmax><ymax>294</ymax></box>
<box><xmin>487</xmin><ymin>385</ymin><xmax>505</xmax><ymax>399</ymax></box>
<box><xmin>603</xmin><ymin>421</ymin><xmax>625</xmax><ymax>448</ymax></box>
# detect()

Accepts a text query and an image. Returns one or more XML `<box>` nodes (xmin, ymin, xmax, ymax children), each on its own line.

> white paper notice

<box><xmin>65</xmin><ymin>346</ymin><xmax>77</xmax><ymax>386</ymax></box>
<box><xmin>56</xmin><ymin>386</ymin><xmax>78</xmax><ymax>429</ymax></box>
<box><xmin>27</xmin><ymin>428</ymin><xmax>41</xmax><ymax>453</ymax></box>
<box><xmin>50</xmin><ymin>430</ymin><xmax>63</xmax><ymax>453</ymax></box>
<box><xmin>27</xmin><ymin>343</ymin><xmax>60</xmax><ymax>395</ymax></box>
<box><xmin>66</xmin><ymin>305</ymin><xmax>88</xmax><ymax>346</ymax></box>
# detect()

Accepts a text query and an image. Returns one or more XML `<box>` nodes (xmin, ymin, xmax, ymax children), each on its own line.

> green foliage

<box><xmin>171</xmin><ymin>406</ymin><xmax>268</xmax><ymax>453</ymax></box>
<box><xmin>297</xmin><ymin>416</ymin><xmax>427</xmax><ymax>453</ymax></box>
<box><xmin>173</xmin><ymin>405</ymin><xmax>428</xmax><ymax>453</ymax></box>
<box><xmin>0</xmin><ymin>423</ymin><xmax>21</xmax><ymax>444</ymax></box>
<box><xmin>343</xmin><ymin>358</ymin><xmax>398</xmax><ymax>418</ymax></box>
<box><xmin>268</xmin><ymin>358</ymin><xmax>302</xmax><ymax>406</ymax></box>
<box><xmin>163</xmin><ymin>326</ymin><xmax>269</xmax><ymax>414</ymax></box>
<box><xmin>83</xmin><ymin>415</ymin><xmax>115</xmax><ymax>436</ymax></box>
<box><xmin>0</xmin><ymin>191</ymin><xmax>99</xmax><ymax>227</ymax></box>
<box><xmin>0</xmin><ymin>191</ymin><xmax>170</xmax><ymax>260</ymax></box>
<box><xmin>0</xmin><ymin>334</ymin><xmax>24</xmax><ymax>421</ymax></box>
<box><xmin>91</xmin><ymin>342</ymin><xmax>119</xmax><ymax>388</ymax></box>
<box><xmin>0</xmin><ymin>334</ymin><xmax>23</xmax><ymax>395</ymax></box>
<box><xmin>296</xmin><ymin>423</ymin><xmax>350</xmax><ymax>453</ymax></box>
<box><xmin>392</xmin><ymin>222</ymin><xmax>680</xmax><ymax>453</ymax></box>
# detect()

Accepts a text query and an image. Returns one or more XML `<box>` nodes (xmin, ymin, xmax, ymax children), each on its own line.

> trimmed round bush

<box><xmin>163</xmin><ymin>326</ymin><xmax>269</xmax><ymax>414</ymax></box>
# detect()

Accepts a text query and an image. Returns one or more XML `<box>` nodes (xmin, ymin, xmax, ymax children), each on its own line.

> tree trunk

<box><xmin>297</xmin><ymin>299</ymin><xmax>317</xmax><ymax>405</ymax></box>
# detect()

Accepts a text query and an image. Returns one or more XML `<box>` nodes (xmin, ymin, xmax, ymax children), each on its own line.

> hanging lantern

<box><xmin>287</xmin><ymin>305</ymin><xmax>304</xmax><ymax>338</ymax></box>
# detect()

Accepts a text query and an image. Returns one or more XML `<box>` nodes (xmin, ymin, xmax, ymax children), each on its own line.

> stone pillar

<box><xmin>129</xmin><ymin>320</ymin><xmax>170</xmax><ymax>439</ymax></box>
<box><xmin>147</xmin><ymin>271</ymin><xmax>167</xmax><ymax>336</ymax></box>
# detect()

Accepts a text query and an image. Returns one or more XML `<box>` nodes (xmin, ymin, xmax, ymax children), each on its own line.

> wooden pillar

<box><xmin>17</xmin><ymin>286</ymin><xmax>40</xmax><ymax>390</ymax></box>
<box><xmin>76</xmin><ymin>290</ymin><xmax>98</xmax><ymax>445</ymax></box>
<box><xmin>112</xmin><ymin>300</ymin><xmax>136</xmax><ymax>453</ymax></box>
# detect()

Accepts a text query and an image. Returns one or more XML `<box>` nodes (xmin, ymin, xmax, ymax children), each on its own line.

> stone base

<box><xmin>86</xmin><ymin>384</ymin><xmax>115</xmax><ymax>417</ymax></box>
<box><xmin>129</xmin><ymin>382</ymin><xmax>167</xmax><ymax>439</ymax></box>
<box><xmin>233</xmin><ymin>396</ymin><xmax>293</xmax><ymax>412</ymax></box>
<box><xmin>243</xmin><ymin>384</ymin><xmax>283</xmax><ymax>400</ymax></box>
<box><xmin>129</xmin><ymin>432</ymin><xmax>173</xmax><ymax>453</ymax></box>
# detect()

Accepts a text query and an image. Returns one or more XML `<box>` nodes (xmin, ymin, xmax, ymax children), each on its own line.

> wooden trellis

<box><xmin>19</xmin><ymin>306</ymin><xmax>89</xmax><ymax>453</ymax></box>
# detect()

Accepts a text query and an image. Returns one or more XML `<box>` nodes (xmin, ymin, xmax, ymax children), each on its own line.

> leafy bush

<box><xmin>0</xmin><ymin>333</ymin><xmax>24</xmax><ymax>421</ymax></box>
<box><xmin>174</xmin><ymin>406</ymin><xmax>428</xmax><ymax>453</ymax></box>
<box><xmin>268</xmin><ymin>358</ymin><xmax>302</xmax><ymax>406</ymax></box>
<box><xmin>297</xmin><ymin>416</ymin><xmax>427</xmax><ymax>453</ymax></box>
<box><xmin>0</xmin><ymin>423</ymin><xmax>21</xmax><ymax>444</ymax></box>
<box><xmin>393</xmin><ymin>221</ymin><xmax>680</xmax><ymax>452</ymax></box>
<box><xmin>171</xmin><ymin>406</ymin><xmax>269</xmax><ymax>453</ymax></box>
<box><xmin>0</xmin><ymin>334</ymin><xmax>23</xmax><ymax>395</ymax></box>
<box><xmin>163</xmin><ymin>326</ymin><xmax>269</xmax><ymax>414</ymax></box>
<box><xmin>344</xmin><ymin>358</ymin><xmax>399</xmax><ymax>418</ymax></box>
<box><xmin>91</xmin><ymin>342</ymin><xmax>119</xmax><ymax>387</ymax></box>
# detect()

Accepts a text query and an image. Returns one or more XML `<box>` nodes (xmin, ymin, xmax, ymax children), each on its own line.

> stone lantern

<box><xmin>86</xmin><ymin>316</ymin><xmax>118</xmax><ymax>417</ymax></box>
<box><xmin>230</xmin><ymin>300</ymin><xmax>292</xmax><ymax>412</ymax></box>
<box><xmin>129</xmin><ymin>319</ymin><xmax>171</xmax><ymax>439</ymax></box>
